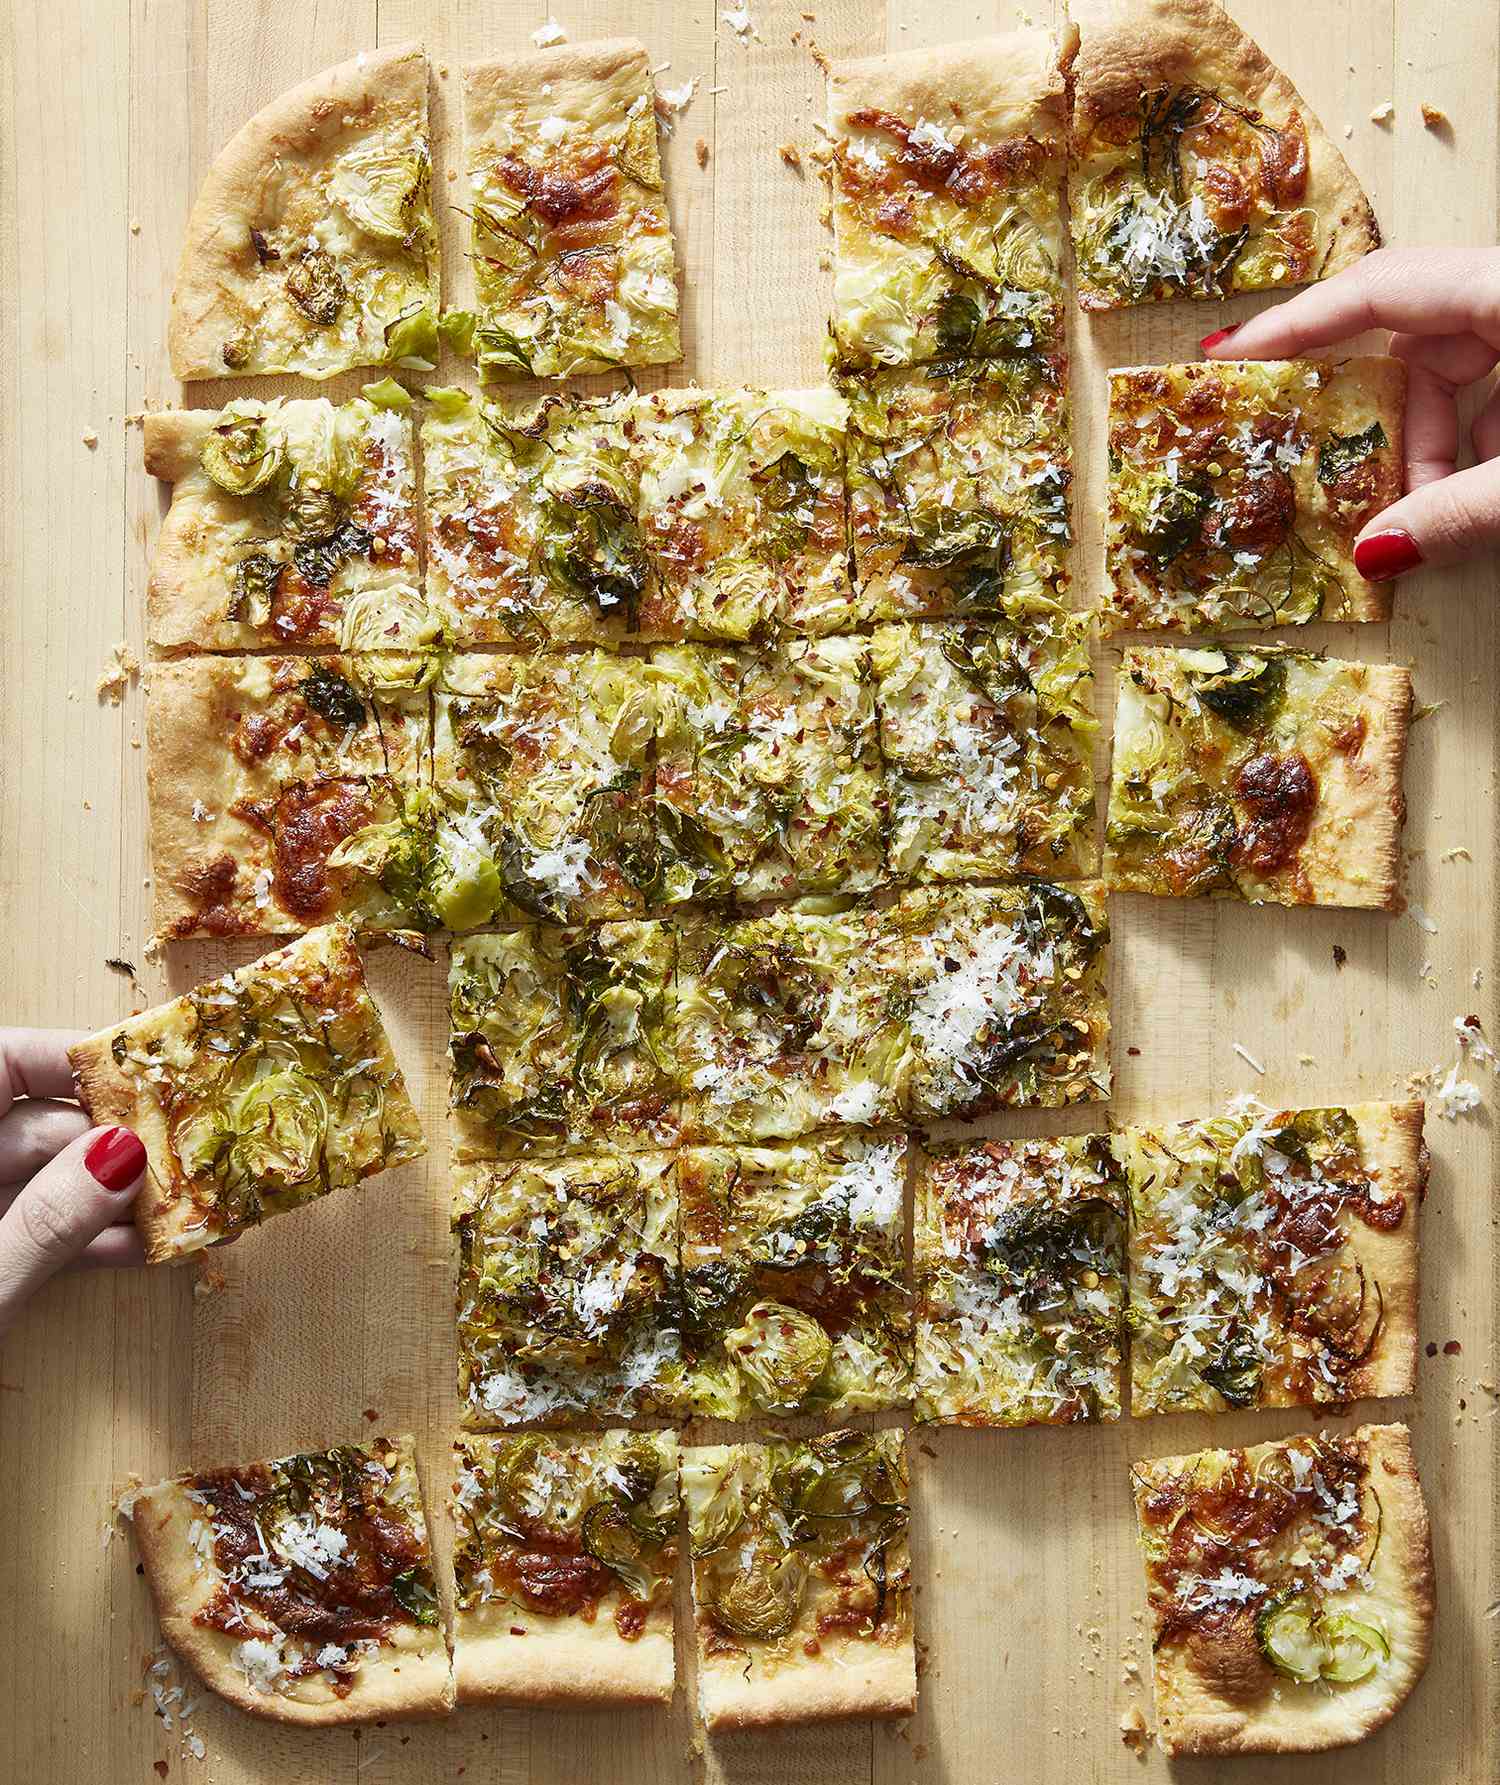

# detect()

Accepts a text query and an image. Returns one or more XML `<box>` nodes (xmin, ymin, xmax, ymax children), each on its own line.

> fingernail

<box><xmin>1354</xmin><ymin>528</ymin><xmax>1423</xmax><ymax>582</ymax></box>
<box><xmin>1200</xmin><ymin>325</ymin><xmax>1239</xmax><ymax>352</ymax></box>
<box><xmin>85</xmin><ymin>1127</ymin><xmax>147</xmax><ymax>1193</ymax></box>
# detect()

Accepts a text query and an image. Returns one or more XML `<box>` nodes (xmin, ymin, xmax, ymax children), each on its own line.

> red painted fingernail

<box><xmin>1354</xmin><ymin>528</ymin><xmax>1423</xmax><ymax>582</ymax></box>
<box><xmin>85</xmin><ymin>1127</ymin><xmax>147</xmax><ymax>1192</ymax></box>
<box><xmin>1200</xmin><ymin>325</ymin><xmax>1239</xmax><ymax>352</ymax></box>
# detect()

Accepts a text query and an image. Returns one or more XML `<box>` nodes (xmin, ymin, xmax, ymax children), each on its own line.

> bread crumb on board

<box><xmin>779</xmin><ymin>141</ymin><xmax>803</xmax><ymax>172</ymax></box>
<box><xmin>1421</xmin><ymin>103</ymin><xmax>1450</xmax><ymax>130</ymax></box>
<box><xmin>96</xmin><ymin>642</ymin><xmax>141</xmax><ymax>705</ymax></box>
<box><xmin>695</xmin><ymin>137</ymin><xmax>710</xmax><ymax>167</ymax></box>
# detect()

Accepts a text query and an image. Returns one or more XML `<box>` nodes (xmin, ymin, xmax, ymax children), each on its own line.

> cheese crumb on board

<box><xmin>95</xmin><ymin>642</ymin><xmax>140</xmax><ymax>704</ymax></box>
<box><xmin>531</xmin><ymin>18</ymin><xmax>567</xmax><ymax>47</ymax></box>
<box><xmin>1370</xmin><ymin>101</ymin><xmax>1394</xmax><ymax>123</ymax></box>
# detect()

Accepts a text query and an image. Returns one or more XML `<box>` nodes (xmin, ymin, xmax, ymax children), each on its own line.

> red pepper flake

<box><xmin>1426</xmin><ymin>1342</ymin><xmax>1438</xmax><ymax>1357</ymax></box>
<box><xmin>1444</xmin><ymin>1339</ymin><xmax>1462</xmax><ymax>1356</ymax></box>
<box><xmin>510</xmin><ymin>1625</ymin><xmax>527</xmax><ymax>1636</ymax></box>
<box><xmin>363</xmin><ymin>1408</ymin><xmax>380</xmax><ymax>1422</ymax></box>
<box><xmin>1332</xmin><ymin>945</ymin><xmax>1347</xmax><ymax>968</ymax></box>
<box><xmin>1127</xmin><ymin>1045</ymin><xmax>1141</xmax><ymax>1057</ymax></box>
<box><xmin>154</xmin><ymin>1765</ymin><xmax>170</xmax><ymax>1781</ymax></box>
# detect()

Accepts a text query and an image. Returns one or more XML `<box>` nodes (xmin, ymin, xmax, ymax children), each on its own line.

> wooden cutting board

<box><xmin>1</xmin><ymin>2</ymin><xmax>1497</xmax><ymax>1780</ymax></box>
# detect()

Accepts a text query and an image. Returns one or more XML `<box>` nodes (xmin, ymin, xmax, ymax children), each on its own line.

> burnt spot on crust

<box><xmin>272</xmin><ymin>777</ymin><xmax>374</xmax><ymax>923</ymax></box>
<box><xmin>1230</xmin><ymin>750</ymin><xmax>1318</xmax><ymax>874</ymax></box>
<box><xmin>170</xmin><ymin>853</ymin><xmax>250</xmax><ymax>939</ymax></box>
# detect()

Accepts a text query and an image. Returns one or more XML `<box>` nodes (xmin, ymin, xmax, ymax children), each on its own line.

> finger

<box><xmin>0</xmin><ymin>1028</ymin><xmax>90</xmax><ymax>1121</ymax></box>
<box><xmin>1354</xmin><ymin>453</ymin><xmax>1500</xmax><ymax>579</ymax></box>
<box><xmin>66</xmin><ymin>1224</ymin><xmax>148</xmax><ymax>1273</ymax></box>
<box><xmin>0</xmin><ymin>1125</ymin><xmax>146</xmax><ymax>1336</ymax></box>
<box><xmin>1401</xmin><ymin>364</ymin><xmax>1462</xmax><ymax>490</ymax></box>
<box><xmin>0</xmin><ymin>1100</ymin><xmax>92</xmax><ymax>1184</ymax></box>
<box><xmin>1471</xmin><ymin>382</ymin><xmax>1500</xmax><ymax>463</ymax></box>
<box><xmin>1203</xmin><ymin>248</ymin><xmax>1500</xmax><ymax>360</ymax></box>
<box><xmin>1388</xmin><ymin>330</ymin><xmax>1500</xmax><ymax>392</ymax></box>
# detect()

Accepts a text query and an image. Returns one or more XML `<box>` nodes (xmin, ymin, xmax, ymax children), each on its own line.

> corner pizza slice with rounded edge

<box><xmin>453</xmin><ymin>1150</ymin><xmax>683</xmax><ymax>1428</ymax></box>
<box><xmin>449</xmin><ymin>1430</ymin><xmax>678</xmax><ymax>1706</ymax></box>
<box><xmin>872</xmin><ymin>597</ymin><xmax>1097</xmax><ymax>884</ymax></box>
<box><xmin>147</xmin><ymin>653</ymin><xmax>433</xmax><ymax>941</ymax></box>
<box><xmin>683</xmin><ymin>1429</ymin><xmax>916</xmax><ymax>1730</ymax></box>
<box><xmin>631</xmin><ymin>387</ymin><xmax>852</xmax><ymax>643</ymax></box>
<box><xmin>170</xmin><ymin>44</ymin><xmax>438</xmax><ymax>380</ymax></box>
<box><xmin>1120</xmin><ymin>1099</ymin><xmax>1424</xmax><ymax>1416</ymax></box>
<box><xmin>431</xmin><ymin>648</ymin><xmax>655</xmax><ymax>928</ymax></box>
<box><xmin>679</xmin><ymin>1135</ymin><xmax>911</xmax><ymax>1421</ymax></box>
<box><xmin>126</xmin><ymin>1434</ymin><xmax>452</xmax><ymax>1725</ymax></box>
<box><xmin>1104</xmin><ymin>357</ymin><xmax>1407</xmax><ymax>632</ymax></box>
<box><xmin>1131</xmin><ymin>1422</ymin><xmax>1434</xmax><ymax>1755</ymax></box>
<box><xmin>829</xmin><ymin>27</ymin><xmax>1074</xmax><ymax>373</ymax></box>
<box><xmin>897</xmin><ymin>880</ymin><xmax>1111</xmax><ymax>1120</ymax></box>
<box><xmin>421</xmin><ymin>386</ymin><xmax>645</xmax><ymax>647</ymax></box>
<box><xmin>673</xmin><ymin>903</ymin><xmax>909</xmax><ymax>1144</ymax></box>
<box><xmin>462</xmin><ymin>38</ymin><xmax>681</xmax><ymax>381</ymax></box>
<box><xmin>914</xmin><ymin>1134</ymin><xmax>1125</xmax><ymax>1425</ymax></box>
<box><xmin>144</xmin><ymin>391</ymin><xmax>434</xmax><ymax>656</ymax></box>
<box><xmin>1104</xmin><ymin>644</ymin><xmax>1412</xmax><ymax>909</ymax></box>
<box><xmin>447</xmin><ymin>921</ymin><xmax>679</xmax><ymax>1161</ymax></box>
<box><xmin>1067</xmin><ymin>0</ymin><xmax>1380</xmax><ymax>310</ymax></box>
<box><xmin>842</xmin><ymin>363</ymin><xmax>1071</xmax><ymax>623</ymax></box>
<box><xmin>71</xmin><ymin>924</ymin><xmax>424</xmax><ymax>1264</ymax></box>
<box><xmin>647</xmin><ymin>636</ymin><xmax>885</xmax><ymax>906</ymax></box>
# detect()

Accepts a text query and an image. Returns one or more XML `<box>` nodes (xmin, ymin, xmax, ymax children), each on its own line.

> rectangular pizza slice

<box><xmin>127</xmin><ymin>1434</ymin><xmax>452</xmax><ymax>1725</ymax></box>
<box><xmin>1121</xmin><ymin>1099</ymin><xmax>1424</xmax><ymax>1417</ymax></box>
<box><xmin>648</xmin><ymin>636</ymin><xmax>885</xmax><ymax>905</ymax></box>
<box><xmin>421</xmin><ymin>387</ymin><xmax>646</xmax><ymax>648</ymax></box>
<box><xmin>679</xmin><ymin>1135</ymin><xmax>911</xmax><ymax>1420</ymax></box>
<box><xmin>914</xmin><ymin>1134</ymin><xmax>1126</xmax><ymax>1425</ymax></box>
<box><xmin>1103</xmin><ymin>358</ymin><xmax>1406</xmax><ymax>631</ymax></box>
<box><xmin>454</xmin><ymin>1150</ymin><xmax>682</xmax><ymax>1428</ymax></box>
<box><xmin>1104</xmin><ymin>644</ymin><xmax>1413</xmax><ymax>909</ymax></box>
<box><xmin>447</xmin><ymin>922</ymin><xmax>678</xmax><ymax>1160</ymax></box>
<box><xmin>828</xmin><ymin>29</ymin><xmax>1071</xmax><ymax>374</ymax></box>
<box><xmin>71</xmin><ymin>924</ymin><xmax>424</xmax><ymax>1264</ymax></box>
<box><xmin>450</xmin><ymin>1431</ymin><xmax>677</xmax><ymax>1706</ymax></box>
<box><xmin>147</xmin><ymin>654</ymin><xmax>431</xmax><ymax>941</ymax></box>
<box><xmin>432</xmin><ymin>648</ymin><xmax>655</xmax><ymax>927</ymax></box>
<box><xmin>1130</xmin><ymin>1423</ymin><xmax>1433</xmax><ymax>1755</ymax></box>
<box><xmin>871</xmin><ymin>600</ymin><xmax>1096</xmax><ymax>883</ymax></box>
<box><xmin>1067</xmin><ymin>0</ymin><xmax>1380</xmax><ymax>311</ymax></box>
<box><xmin>145</xmin><ymin>394</ymin><xmax>432</xmax><ymax>656</ymax></box>
<box><xmin>631</xmin><ymin>386</ymin><xmax>853</xmax><ymax>642</ymax></box>
<box><xmin>674</xmin><ymin>904</ymin><xmax>908</xmax><ymax>1143</ymax></box>
<box><xmin>683</xmin><ymin>1430</ymin><xmax>916</xmax><ymax>1729</ymax></box>
<box><xmin>462</xmin><ymin>38</ymin><xmax>680</xmax><ymax>380</ymax></box>
<box><xmin>843</xmin><ymin>364</ymin><xmax>1071</xmax><ymax>622</ymax></box>
<box><xmin>898</xmin><ymin>881</ymin><xmax>1112</xmax><ymax>1120</ymax></box>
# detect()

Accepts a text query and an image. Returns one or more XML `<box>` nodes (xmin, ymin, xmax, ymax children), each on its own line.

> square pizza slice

<box><xmin>1104</xmin><ymin>645</ymin><xmax>1412</xmax><ymax>909</ymax></box>
<box><xmin>872</xmin><ymin>599</ymin><xmax>1096</xmax><ymax>883</ymax></box>
<box><xmin>683</xmin><ymin>1430</ymin><xmax>916</xmax><ymax>1730</ymax></box>
<box><xmin>450</xmin><ymin>1431</ymin><xmax>677</xmax><ymax>1706</ymax></box>
<box><xmin>674</xmin><ymin>904</ymin><xmax>908</xmax><ymax>1143</ymax></box>
<box><xmin>147</xmin><ymin>654</ymin><xmax>431</xmax><ymax>942</ymax></box>
<box><xmin>1121</xmin><ymin>1100</ymin><xmax>1424</xmax><ymax>1417</ymax></box>
<box><xmin>454</xmin><ymin>1150</ymin><xmax>682</xmax><ymax>1428</ymax></box>
<box><xmin>1067</xmin><ymin>0</ymin><xmax>1379</xmax><ymax>312</ymax></box>
<box><xmin>127</xmin><ymin>1434</ymin><xmax>452</xmax><ymax>1725</ymax></box>
<box><xmin>71</xmin><ymin>924</ymin><xmax>424</xmax><ymax>1264</ymax></box>
<box><xmin>914</xmin><ymin>1134</ymin><xmax>1126</xmax><ymax>1425</ymax></box>
<box><xmin>679</xmin><ymin>1135</ymin><xmax>911</xmax><ymax>1420</ymax></box>
<box><xmin>1131</xmin><ymin>1423</ymin><xmax>1433</xmax><ymax>1755</ymax></box>
<box><xmin>828</xmin><ymin>29</ymin><xmax>1070</xmax><ymax>374</ymax></box>
<box><xmin>421</xmin><ymin>387</ymin><xmax>646</xmax><ymax>647</ymax></box>
<box><xmin>1103</xmin><ymin>359</ymin><xmax>1406</xmax><ymax>632</ymax></box>
<box><xmin>145</xmin><ymin>394</ymin><xmax>433</xmax><ymax>656</ymax></box>
<box><xmin>648</xmin><ymin>636</ymin><xmax>884</xmax><ymax>906</ymax></box>
<box><xmin>462</xmin><ymin>39</ymin><xmax>680</xmax><ymax>380</ymax></box>
<box><xmin>843</xmin><ymin>364</ymin><xmax>1071</xmax><ymax>622</ymax></box>
<box><xmin>898</xmin><ymin>881</ymin><xmax>1111</xmax><ymax>1120</ymax></box>
<box><xmin>432</xmin><ymin>648</ymin><xmax>655</xmax><ymax>927</ymax></box>
<box><xmin>447</xmin><ymin>922</ymin><xmax>678</xmax><ymax>1161</ymax></box>
<box><xmin>631</xmin><ymin>387</ymin><xmax>852</xmax><ymax>642</ymax></box>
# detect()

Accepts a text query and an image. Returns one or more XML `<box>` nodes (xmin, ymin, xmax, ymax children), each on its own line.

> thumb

<box><xmin>1354</xmin><ymin>456</ymin><xmax>1500</xmax><ymax>579</ymax></box>
<box><xmin>0</xmin><ymin>1126</ymin><xmax>146</xmax><ymax>1336</ymax></box>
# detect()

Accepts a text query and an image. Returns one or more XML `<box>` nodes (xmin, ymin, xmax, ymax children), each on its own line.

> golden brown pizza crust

<box><xmin>1340</xmin><ymin>1101</ymin><xmax>1424</xmax><ymax>1401</ymax></box>
<box><xmin>830</xmin><ymin>26</ymin><xmax>1075</xmax><ymax>146</ymax></box>
<box><xmin>1301</xmin><ymin>663</ymin><xmax>1411</xmax><ymax>911</ymax></box>
<box><xmin>1138</xmin><ymin>1423</ymin><xmax>1434</xmax><ymax>1756</ymax></box>
<box><xmin>70</xmin><ymin>1033</ymin><xmax>185</xmax><ymax>1265</ymax></box>
<box><xmin>169</xmin><ymin>42</ymin><xmax>427</xmax><ymax>380</ymax></box>
<box><xmin>699</xmin><ymin>1639</ymin><xmax>915</xmax><ymax>1731</ymax></box>
<box><xmin>453</xmin><ymin>1613</ymin><xmax>674</xmax><ymax>1707</ymax></box>
<box><xmin>143</xmin><ymin>410</ymin><xmax>213</xmax><ymax>482</ymax></box>
<box><xmin>464</xmin><ymin>37</ymin><xmax>652</xmax><ymax>124</ymax></box>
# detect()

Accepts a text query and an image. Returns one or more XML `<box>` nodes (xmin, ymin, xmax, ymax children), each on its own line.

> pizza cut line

<box><xmin>127</xmin><ymin>1435</ymin><xmax>452</xmax><ymax>1725</ymax></box>
<box><xmin>71</xmin><ymin>923</ymin><xmax>424</xmax><ymax>1264</ymax></box>
<box><xmin>1104</xmin><ymin>643</ymin><xmax>1413</xmax><ymax>910</ymax></box>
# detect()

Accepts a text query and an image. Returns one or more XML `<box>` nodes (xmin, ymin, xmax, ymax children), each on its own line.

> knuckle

<box><xmin>18</xmin><ymin>1178</ymin><xmax>84</xmax><ymax>1259</ymax></box>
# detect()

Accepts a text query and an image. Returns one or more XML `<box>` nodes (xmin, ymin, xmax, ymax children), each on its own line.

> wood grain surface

<box><xmin>2</xmin><ymin>2</ymin><xmax>1497</xmax><ymax>1781</ymax></box>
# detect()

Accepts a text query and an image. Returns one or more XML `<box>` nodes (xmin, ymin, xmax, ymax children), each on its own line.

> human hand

<box><xmin>1201</xmin><ymin>246</ymin><xmax>1500</xmax><ymax>579</ymax></box>
<box><xmin>0</xmin><ymin>1028</ymin><xmax>146</xmax><ymax>1337</ymax></box>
